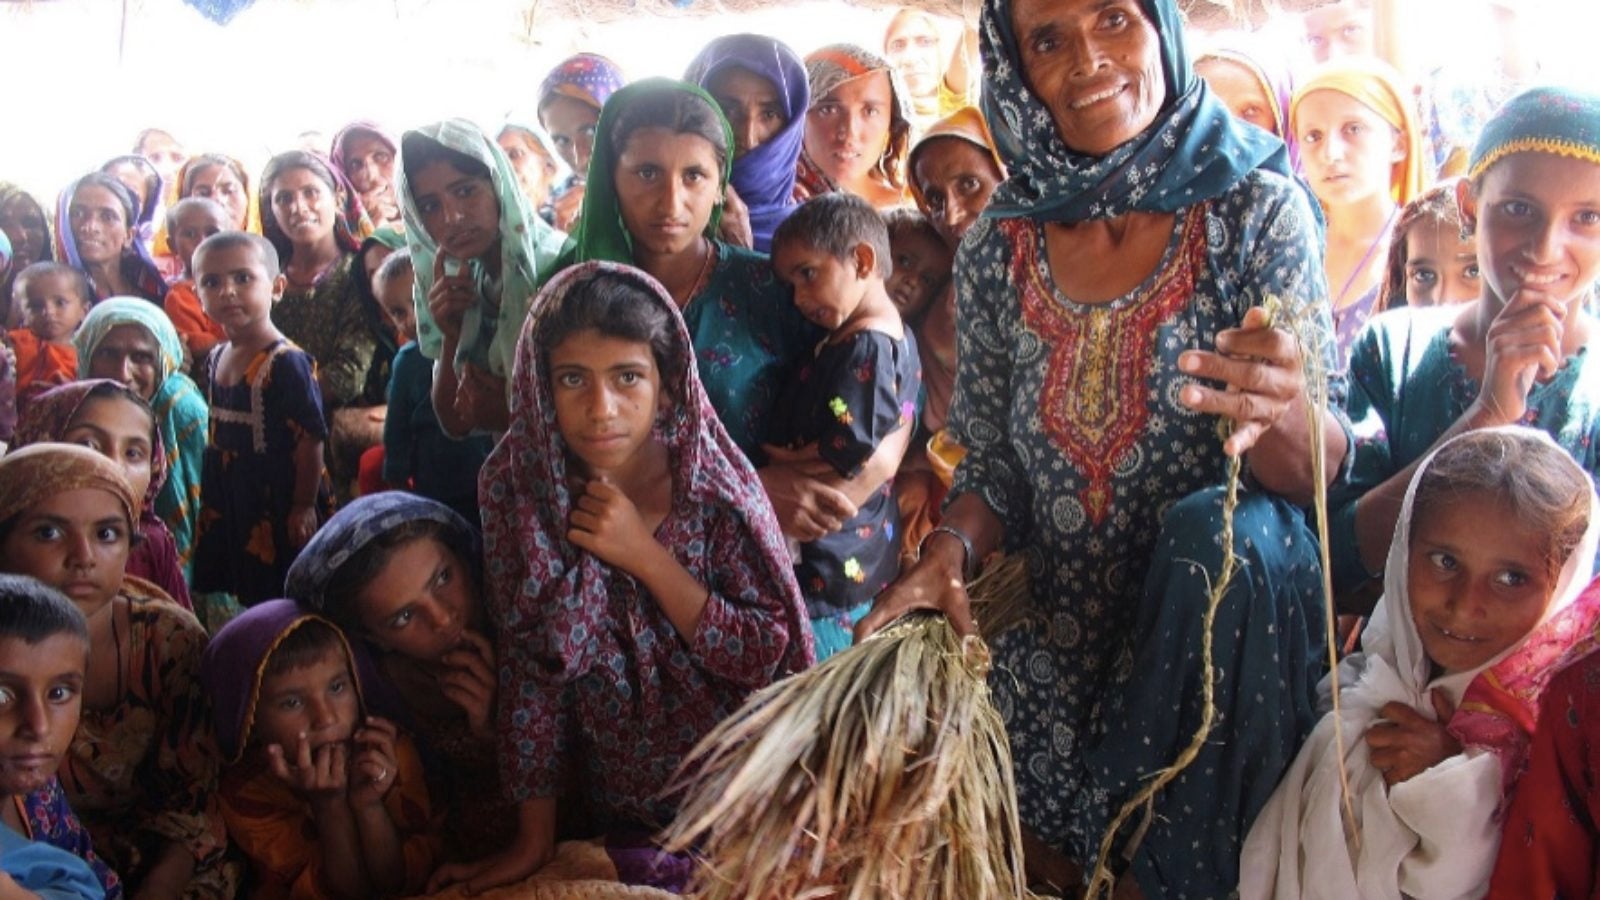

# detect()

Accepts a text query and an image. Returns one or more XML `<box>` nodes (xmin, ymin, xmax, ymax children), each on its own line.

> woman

<box><xmin>1195</xmin><ymin>39</ymin><xmax>1299</xmax><ymax>170</ymax></box>
<box><xmin>496</xmin><ymin>119</ymin><xmax>567</xmax><ymax>223</ymax></box>
<box><xmin>54</xmin><ymin>174</ymin><xmax>166</xmax><ymax>304</ymax></box>
<box><xmin>74</xmin><ymin>297</ymin><xmax>208</xmax><ymax>577</ymax></box>
<box><xmin>99</xmin><ymin>156</ymin><xmax>163</xmax><ymax>254</ymax></box>
<box><xmin>859</xmin><ymin>0</ymin><xmax>1343</xmax><ymax>896</ymax></box>
<box><xmin>0</xmin><ymin>182</ymin><xmax>54</xmax><ymax>307</ymax></box>
<box><xmin>797</xmin><ymin>44</ymin><xmax>913</xmax><ymax>209</ymax></box>
<box><xmin>538</xmin><ymin>53</ymin><xmax>627</xmax><ymax>232</ymax></box>
<box><xmin>882</xmin><ymin>7</ymin><xmax>976</xmax><ymax>136</ymax></box>
<box><xmin>176</xmin><ymin>154</ymin><xmax>259</xmax><ymax>233</ymax></box>
<box><xmin>685</xmin><ymin>33</ymin><xmax>809</xmax><ymax>253</ymax></box>
<box><xmin>332</xmin><ymin>121</ymin><xmax>403</xmax><ymax>230</ymax></box>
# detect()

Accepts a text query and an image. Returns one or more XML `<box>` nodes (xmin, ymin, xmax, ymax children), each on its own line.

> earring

<box><xmin>1459</xmin><ymin>221</ymin><xmax>1475</xmax><ymax>242</ymax></box>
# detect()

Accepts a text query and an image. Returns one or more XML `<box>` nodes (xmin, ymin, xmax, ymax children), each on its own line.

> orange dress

<box><xmin>9</xmin><ymin>330</ymin><xmax>77</xmax><ymax>409</ymax></box>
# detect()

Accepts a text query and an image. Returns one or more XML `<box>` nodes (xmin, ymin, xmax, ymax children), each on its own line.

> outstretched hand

<box><xmin>1177</xmin><ymin>306</ymin><xmax>1307</xmax><ymax>458</ymax></box>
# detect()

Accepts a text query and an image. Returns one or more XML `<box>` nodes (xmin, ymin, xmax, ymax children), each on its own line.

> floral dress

<box><xmin>18</xmin><ymin>778</ymin><xmax>121</xmax><ymax>898</ymax></box>
<box><xmin>270</xmin><ymin>255</ymin><xmax>376</xmax><ymax>412</ymax></box>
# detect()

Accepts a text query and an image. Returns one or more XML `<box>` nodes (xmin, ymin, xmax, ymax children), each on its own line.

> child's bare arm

<box><xmin>347</xmin><ymin>718</ymin><xmax>406</xmax><ymax>896</ymax></box>
<box><xmin>430</xmin><ymin>345</ymin><xmax>474</xmax><ymax>438</ymax></box>
<box><xmin>288</xmin><ymin>434</ymin><xmax>323</xmax><ymax>548</ymax></box>
<box><xmin>270</xmin><ymin>737</ymin><xmax>368</xmax><ymax>897</ymax></box>
<box><xmin>1366</xmin><ymin>690</ymin><xmax>1463</xmax><ymax>786</ymax></box>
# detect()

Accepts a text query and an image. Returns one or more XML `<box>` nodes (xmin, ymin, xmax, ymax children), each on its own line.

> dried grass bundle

<box><xmin>660</xmin><ymin>610</ymin><xmax>1028</xmax><ymax>899</ymax></box>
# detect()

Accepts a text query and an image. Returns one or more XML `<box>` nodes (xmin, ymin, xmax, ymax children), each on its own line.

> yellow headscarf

<box><xmin>1290</xmin><ymin>58</ymin><xmax>1425</xmax><ymax>206</ymax></box>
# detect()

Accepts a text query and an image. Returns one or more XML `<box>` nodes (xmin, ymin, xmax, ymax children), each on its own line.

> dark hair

<box><xmin>1378</xmin><ymin>180</ymin><xmax>1467</xmax><ymax>313</ymax></box>
<box><xmin>164</xmin><ymin>196</ymin><xmax>229</xmax><ymax>237</ymax></box>
<box><xmin>608</xmin><ymin>85</ymin><xmax>729</xmax><ymax>179</ymax></box>
<box><xmin>100</xmin><ymin>156</ymin><xmax>160</xmax><ymax>210</ymax></box>
<box><xmin>259</xmin><ymin>151</ymin><xmax>342</xmax><ymax>242</ymax></box>
<box><xmin>13</xmin><ymin>262</ymin><xmax>92</xmax><ymax>308</ymax></box>
<box><xmin>195</xmin><ymin>231</ymin><xmax>282</xmax><ymax>279</ymax></box>
<box><xmin>262</xmin><ymin>618</ymin><xmax>350</xmax><ymax>680</ymax></box>
<box><xmin>533</xmin><ymin>270</ymin><xmax>686</xmax><ymax>390</ymax></box>
<box><xmin>181</xmin><ymin>154</ymin><xmax>249</xmax><ymax>198</ymax></box>
<box><xmin>882</xmin><ymin>206</ymin><xmax>940</xmax><ymax>247</ymax></box>
<box><xmin>319</xmin><ymin>519</ymin><xmax>478</xmax><ymax>635</ymax></box>
<box><xmin>70</xmin><ymin>173</ymin><xmax>137</xmax><ymax>230</ymax></box>
<box><xmin>771</xmin><ymin>192</ymin><xmax>892</xmax><ymax>278</ymax></box>
<box><xmin>0</xmin><ymin>575</ymin><xmax>88</xmax><ymax>646</ymax></box>
<box><xmin>1412</xmin><ymin>431</ymin><xmax>1592</xmax><ymax>577</ymax></box>
<box><xmin>78</xmin><ymin>381</ymin><xmax>159</xmax><ymax>443</ymax></box>
<box><xmin>400</xmin><ymin>132</ymin><xmax>493</xmax><ymax>192</ymax></box>
<box><xmin>374</xmin><ymin>247</ymin><xmax>414</xmax><ymax>287</ymax></box>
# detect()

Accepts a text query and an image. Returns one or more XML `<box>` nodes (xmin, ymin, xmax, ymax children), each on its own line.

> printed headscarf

<box><xmin>1291</xmin><ymin>58</ymin><xmax>1425</xmax><ymax>206</ymax></box>
<box><xmin>537</xmin><ymin>53</ymin><xmax>627</xmax><ymax>114</ymax></box>
<box><xmin>799</xmin><ymin>44</ymin><xmax>914</xmax><ymax>194</ymax></box>
<box><xmin>1196</xmin><ymin>36</ymin><xmax>1300</xmax><ymax>170</ymax></box>
<box><xmin>330</xmin><ymin>121</ymin><xmax>403</xmax><ymax>227</ymax></box>
<box><xmin>0</xmin><ymin>442</ymin><xmax>138</xmax><ymax>529</ymax></box>
<box><xmin>11</xmin><ymin>379</ymin><xmax>167</xmax><ymax>522</ymax></box>
<box><xmin>978</xmin><ymin>0</ymin><xmax>1292</xmax><ymax>222</ymax></box>
<box><xmin>258</xmin><ymin>151</ymin><xmax>374</xmax><ymax>267</ymax></box>
<box><xmin>685</xmin><ymin>33</ymin><xmax>809</xmax><ymax>252</ymax></box>
<box><xmin>1468</xmin><ymin>85</ymin><xmax>1600</xmax><ymax>182</ymax></box>
<box><xmin>906</xmin><ymin>105</ymin><xmax>1007</xmax><ymax>214</ymax></box>
<box><xmin>53</xmin><ymin>173</ymin><xmax>169</xmax><ymax>303</ymax></box>
<box><xmin>397</xmin><ymin>119</ymin><xmax>567</xmax><ymax>377</ymax></box>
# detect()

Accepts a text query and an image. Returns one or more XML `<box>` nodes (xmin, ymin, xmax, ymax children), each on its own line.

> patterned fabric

<box><xmin>1419</xmin><ymin>64</ymin><xmax>1525</xmax><ymax>178</ymax></box>
<box><xmin>797</xmin><ymin>44</ymin><xmax>913</xmax><ymax>197</ymax></box>
<box><xmin>0</xmin><ymin>442</ymin><xmax>136</xmax><ymax>526</ymax></box>
<box><xmin>61</xmin><ymin>581</ymin><xmax>233</xmax><ymax>896</ymax></box>
<box><xmin>257</xmin><ymin>152</ymin><xmax>372</xmax><ymax>266</ymax></box>
<box><xmin>17</xmin><ymin>780</ymin><xmax>121</xmax><ymax>898</ymax></box>
<box><xmin>1242</xmin><ymin>427</ymin><xmax>1600</xmax><ymax>900</ymax></box>
<box><xmin>1</xmin><ymin>810</ymin><xmax>107</xmax><ymax>899</ymax></box>
<box><xmin>379</xmin><ymin>343</ymin><xmax>493</xmax><ymax>517</ymax></box>
<box><xmin>74</xmin><ymin>297</ymin><xmax>209</xmax><ymax>575</ymax></box>
<box><xmin>1469</xmin><ymin>86</ymin><xmax>1600</xmax><ymax>181</ymax></box>
<box><xmin>1329</xmin><ymin>305</ymin><xmax>1600</xmax><ymax>592</ymax></box>
<box><xmin>53</xmin><ymin>176</ymin><xmax>168</xmax><ymax>304</ymax></box>
<box><xmin>1290</xmin><ymin>58</ymin><xmax>1426</xmax><ymax>207</ymax></box>
<box><xmin>768</xmin><ymin>329</ymin><xmax>920</xmax><ymax>621</ymax></box>
<box><xmin>329</xmin><ymin>121</ymin><xmax>401</xmax><ymax>228</ymax></box>
<box><xmin>685</xmin><ymin>33</ymin><xmax>809</xmax><ymax>253</ymax></box>
<box><xmin>192</xmin><ymin>340</ymin><xmax>334</xmax><ymax>605</ymax></box>
<box><xmin>480</xmin><ymin>260</ymin><xmax>813</xmax><ymax>830</ymax></box>
<box><xmin>1195</xmin><ymin>37</ymin><xmax>1299</xmax><ymax>170</ymax></box>
<box><xmin>398</xmin><ymin>120</ymin><xmax>567</xmax><ymax>379</ymax></box>
<box><xmin>270</xmin><ymin>254</ymin><xmax>375</xmax><ymax>412</ymax></box>
<box><xmin>538</xmin><ymin>53</ymin><xmax>626</xmax><ymax>113</ymax></box>
<box><xmin>977</xmin><ymin>0</ymin><xmax>1291</xmax><ymax>223</ymax></box>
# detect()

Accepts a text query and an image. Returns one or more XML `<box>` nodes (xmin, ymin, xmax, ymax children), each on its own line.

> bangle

<box><xmin>920</xmin><ymin>525</ymin><xmax>977</xmax><ymax>582</ymax></box>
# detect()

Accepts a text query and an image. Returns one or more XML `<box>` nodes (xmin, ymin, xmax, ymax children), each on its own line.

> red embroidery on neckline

<box><xmin>1005</xmin><ymin>212</ymin><xmax>1206</xmax><ymax>526</ymax></box>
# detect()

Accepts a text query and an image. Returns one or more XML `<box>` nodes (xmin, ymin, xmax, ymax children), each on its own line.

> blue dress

<box><xmin>952</xmin><ymin>169</ymin><xmax>1342</xmax><ymax>896</ymax></box>
<box><xmin>18</xmin><ymin>779</ymin><xmax>119</xmax><ymax>898</ymax></box>
<box><xmin>382</xmin><ymin>341</ymin><xmax>494</xmax><ymax>524</ymax></box>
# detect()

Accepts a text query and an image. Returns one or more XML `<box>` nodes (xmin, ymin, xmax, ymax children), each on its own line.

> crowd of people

<box><xmin>0</xmin><ymin>0</ymin><xmax>1597</xmax><ymax>896</ymax></box>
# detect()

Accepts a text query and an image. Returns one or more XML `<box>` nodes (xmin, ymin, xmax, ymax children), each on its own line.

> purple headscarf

<box><xmin>538</xmin><ymin>53</ymin><xmax>626</xmax><ymax>114</ymax></box>
<box><xmin>685</xmin><ymin>34</ymin><xmax>809</xmax><ymax>253</ymax></box>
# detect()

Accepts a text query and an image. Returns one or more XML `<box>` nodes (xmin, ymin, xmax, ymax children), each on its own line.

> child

<box><xmin>190</xmin><ymin>231</ymin><xmax>333</xmax><ymax>606</ymax></box>
<box><xmin>0</xmin><ymin>573</ymin><xmax>119</xmax><ymax>899</ymax></box>
<box><xmin>475</xmin><ymin>261</ymin><xmax>812</xmax><ymax>891</ymax></box>
<box><xmin>1301</xmin><ymin>0</ymin><xmax>1375</xmax><ymax>64</ymax></box>
<box><xmin>375</xmin><ymin>251</ymin><xmax>491</xmax><ymax>523</ymax></box>
<box><xmin>1242</xmin><ymin>428</ymin><xmax>1600</xmax><ymax>899</ymax></box>
<box><xmin>880</xmin><ymin>207</ymin><xmax>950</xmax><ymax>325</ymax></box>
<box><xmin>200</xmin><ymin>600</ymin><xmax>436</xmax><ymax>899</ymax></box>
<box><xmin>767</xmin><ymin>193</ymin><xmax>921</xmax><ymax>658</ymax></box>
<box><xmin>160</xmin><ymin>196</ymin><xmax>229</xmax><ymax>368</ymax></box>
<box><xmin>1377</xmin><ymin>180</ymin><xmax>1481</xmax><ymax>310</ymax></box>
<box><xmin>7</xmin><ymin>262</ymin><xmax>90</xmax><ymax>409</ymax></box>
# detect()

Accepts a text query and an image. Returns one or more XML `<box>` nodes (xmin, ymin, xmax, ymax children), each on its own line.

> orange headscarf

<box><xmin>906</xmin><ymin>106</ymin><xmax>1007</xmax><ymax>215</ymax></box>
<box><xmin>1290</xmin><ymin>58</ymin><xmax>1425</xmax><ymax>206</ymax></box>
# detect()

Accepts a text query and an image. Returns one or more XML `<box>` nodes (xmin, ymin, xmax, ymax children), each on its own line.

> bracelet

<box><xmin>920</xmin><ymin>525</ymin><xmax>977</xmax><ymax>582</ymax></box>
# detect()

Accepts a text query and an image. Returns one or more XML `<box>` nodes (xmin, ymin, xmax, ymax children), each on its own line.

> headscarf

<box><xmin>175</xmin><ymin>153</ymin><xmax>263</xmax><ymax>233</ymax></box>
<box><xmin>1240</xmin><ymin>426</ymin><xmax>1600</xmax><ymax>900</ymax></box>
<box><xmin>1196</xmin><ymin>36</ymin><xmax>1300</xmax><ymax>170</ymax></box>
<box><xmin>330</xmin><ymin>121</ymin><xmax>403</xmax><ymax>227</ymax></box>
<box><xmin>479</xmin><ymin>260</ymin><xmax>811</xmax><ymax>683</ymax></box>
<box><xmin>199</xmin><ymin>599</ymin><xmax>370</xmax><ymax>763</ymax></box>
<box><xmin>978</xmin><ymin>0</ymin><xmax>1292</xmax><ymax>223</ymax></box>
<box><xmin>906</xmin><ymin>105</ymin><xmax>1007</xmax><ymax>214</ymax></box>
<box><xmin>537</xmin><ymin>52</ymin><xmax>627</xmax><ymax>114</ymax></box>
<box><xmin>258</xmin><ymin>151</ymin><xmax>374</xmax><ymax>268</ymax></box>
<box><xmin>53</xmin><ymin>173</ymin><xmax>169</xmax><ymax>303</ymax></box>
<box><xmin>556</xmin><ymin>80</ymin><xmax>732</xmax><ymax>272</ymax></box>
<box><xmin>99</xmin><ymin>155</ymin><xmax>164</xmax><ymax>237</ymax></box>
<box><xmin>883</xmin><ymin>7</ymin><xmax>944</xmax><ymax>121</ymax></box>
<box><xmin>1290</xmin><ymin>58</ymin><xmax>1425</xmax><ymax>208</ymax></box>
<box><xmin>0</xmin><ymin>182</ymin><xmax>54</xmax><ymax>268</ymax></box>
<box><xmin>285</xmin><ymin>491</ymin><xmax>479</xmax><ymax>616</ymax></box>
<box><xmin>0</xmin><ymin>442</ymin><xmax>138</xmax><ymax>529</ymax></box>
<box><xmin>799</xmin><ymin>44</ymin><xmax>914</xmax><ymax>193</ymax></box>
<box><xmin>1468</xmin><ymin>85</ymin><xmax>1600</xmax><ymax>182</ymax></box>
<box><xmin>71</xmin><ymin>297</ymin><xmax>208</xmax><ymax>561</ymax></box>
<box><xmin>11</xmin><ymin>379</ymin><xmax>167</xmax><ymax>521</ymax></box>
<box><xmin>496</xmin><ymin>118</ymin><xmax>571</xmax><ymax>196</ymax></box>
<box><xmin>398</xmin><ymin>119</ymin><xmax>567</xmax><ymax>377</ymax></box>
<box><xmin>685</xmin><ymin>33</ymin><xmax>809</xmax><ymax>252</ymax></box>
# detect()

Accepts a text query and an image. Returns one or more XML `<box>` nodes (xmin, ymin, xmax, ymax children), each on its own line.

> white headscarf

<box><xmin>1240</xmin><ymin>426</ymin><xmax>1600</xmax><ymax>900</ymax></box>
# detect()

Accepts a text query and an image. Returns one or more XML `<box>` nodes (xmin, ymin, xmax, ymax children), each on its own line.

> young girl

<box><xmin>1376</xmin><ymin>180</ymin><xmax>1481</xmax><ymax>310</ymax></box>
<box><xmin>477</xmin><ymin>261</ymin><xmax>812</xmax><ymax>889</ymax></box>
<box><xmin>0</xmin><ymin>443</ymin><xmax>232</xmax><ymax>897</ymax></box>
<box><xmin>537</xmin><ymin>52</ymin><xmax>627</xmax><ymax>232</ymax></box>
<box><xmin>1241</xmin><ymin>427</ymin><xmax>1600</xmax><ymax>898</ymax></box>
<box><xmin>397</xmin><ymin>118</ymin><xmax>566</xmax><ymax>436</ymax></box>
<box><xmin>54</xmin><ymin>174</ymin><xmax>166</xmax><ymax>304</ymax></box>
<box><xmin>496</xmin><ymin>119</ymin><xmax>567</xmax><ymax>222</ymax></box>
<box><xmin>12</xmin><ymin>380</ymin><xmax>191</xmax><ymax>609</ymax></box>
<box><xmin>1291</xmin><ymin>58</ymin><xmax>1425</xmax><ymax>358</ymax></box>
<box><xmin>190</xmin><ymin>231</ymin><xmax>333</xmax><ymax>606</ymax></box>
<box><xmin>797</xmin><ymin>44</ymin><xmax>912</xmax><ymax>209</ymax></box>
<box><xmin>201</xmin><ymin>599</ymin><xmax>436</xmax><ymax>899</ymax></box>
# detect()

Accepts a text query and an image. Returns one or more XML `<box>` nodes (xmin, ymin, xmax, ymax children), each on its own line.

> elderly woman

<box><xmin>860</xmin><ymin>0</ymin><xmax>1346</xmax><ymax>896</ymax></box>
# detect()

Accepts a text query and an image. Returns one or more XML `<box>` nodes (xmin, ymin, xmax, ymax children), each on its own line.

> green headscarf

<box><xmin>397</xmin><ymin>119</ymin><xmax>566</xmax><ymax>378</ymax></box>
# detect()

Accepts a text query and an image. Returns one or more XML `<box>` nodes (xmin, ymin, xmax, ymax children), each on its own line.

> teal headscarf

<box><xmin>398</xmin><ymin>119</ymin><xmax>566</xmax><ymax>378</ymax></box>
<box><xmin>1469</xmin><ymin>86</ymin><xmax>1600</xmax><ymax>181</ymax></box>
<box><xmin>74</xmin><ymin>296</ymin><xmax>208</xmax><ymax>575</ymax></box>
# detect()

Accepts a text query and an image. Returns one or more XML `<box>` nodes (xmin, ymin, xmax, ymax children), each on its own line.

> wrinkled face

<box><xmin>773</xmin><ymin>239</ymin><xmax>869</xmax><ymax>330</ymax></box>
<box><xmin>136</xmin><ymin>132</ymin><xmax>187</xmax><ymax>182</ymax></box>
<box><xmin>1294</xmin><ymin>89</ymin><xmax>1403</xmax><ymax>211</ymax></box>
<box><xmin>885</xmin><ymin>12</ymin><xmax>943</xmax><ymax>97</ymax></box>
<box><xmin>1408</xmin><ymin>491</ymin><xmax>1557</xmax><ymax>674</ymax></box>
<box><xmin>613</xmin><ymin>127</ymin><xmax>722</xmax><ymax>258</ymax></box>
<box><xmin>68</xmin><ymin>184</ymin><xmax>132</xmax><ymax>267</ymax></box>
<box><xmin>354</xmin><ymin>537</ymin><xmax>479</xmax><ymax>661</ymax></box>
<box><xmin>62</xmin><ymin>395</ymin><xmax>155</xmax><ymax>503</ymax></box>
<box><xmin>170</xmin><ymin>204</ymin><xmax>228</xmax><ymax>278</ymax></box>
<box><xmin>1012</xmin><ymin>0</ymin><xmax>1166</xmax><ymax>157</ymax></box>
<box><xmin>196</xmin><ymin>242</ymin><xmax>284</xmax><ymax>335</ymax></box>
<box><xmin>375</xmin><ymin>268</ymin><xmax>416</xmax><ymax>344</ymax></box>
<box><xmin>86</xmin><ymin>323</ymin><xmax>162</xmax><ymax>401</ymax></box>
<box><xmin>409</xmin><ymin>159</ymin><xmax>501</xmax><ymax>262</ymax></box>
<box><xmin>707</xmin><ymin>66</ymin><xmax>788</xmax><ymax>158</ymax></box>
<box><xmin>21</xmin><ymin>273</ymin><xmax>89</xmax><ymax>343</ymax></box>
<box><xmin>1195</xmin><ymin>57</ymin><xmax>1278</xmax><ymax>136</ymax></box>
<box><xmin>548</xmin><ymin>330</ymin><xmax>665</xmax><ymax>478</ymax></box>
<box><xmin>0</xmin><ymin>634</ymin><xmax>87</xmax><ymax>797</ymax></box>
<box><xmin>885</xmin><ymin>227</ymin><xmax>952</xmax><ymax>321</ymax></box>
<box><xmin>252</xmin><ymin>648</ymin><xmax>360</xmax><ymax>752</ymax></box>
<box><xmin>267</xmin><ymin>166</ymin><xmax>340</xmax><ymax>250</ymax></box>
<box><xmin>0</xmin><ymin>488</ymin><xmax>131</xmax><ymax>612</ymax></box>
<box><xmin>339</xmin><ymin>133</ymin><xmax>396</xmax><ymax>197</ymax></box>
<box><xmin>498</xmin><ymin>129</ymin><xmax>561</xmax><ymax>208</ymax></box>
<box><xmin>1466</xmin><ymin>152</ymin><xmax>1600</xmax><ymax>309</ymax></box>
<box><xmin>805</xmin><ymin>70</ymin><xmax>896</xmax><ymax>189</ymax></box>
<box><xmin>540</xmin><ymin>95</ymin><xmax>601</xmax><ymax>176</ymax></box>
<box><xmin>1403</xmin><ymin>217</ymin><xmax>1480</xmax><ymax>308</ymax></box>
<box><xmin>0</xmin><ymin>195</ymin><xmax>50</xmax><ymax>269</ymax></box>
<box><xmin>912</xmin><ymin>136</ymin><xmax>1004</xmax><ymax>249</ymax></box>
<box><xmin>186</xmin><ymin>163</ymin><xmax>250</xmax><ymax>230</ymax></box>
<box><xmin>1303</xmin><ymin>2</ymin><xmax>1374</xmax><ymax>64</ymax></box>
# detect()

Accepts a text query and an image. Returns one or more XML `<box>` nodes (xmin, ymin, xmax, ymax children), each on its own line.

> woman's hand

<box><xmin>853</xmin><ymin>529</ymin><xmax>976</xmax><ymax>640</ymax></box>
<box><xmin>1469</xmin><ymin>287</ymin><xmax>1566</xmax><ymax>427</ymax></box>
<box><xmin>1366</xmin><ymin>690</ymin><xmax>1462</xmax><ymax>787</ymax></box>
<box><xmin>267</xmin><ymin>733</ymin><xmax>348</xmax><ymax>800</ymax></box>
<box><xmin>718</xmin><ymin>184</ymin><xmax>754</xmax><ymax>250</ymax></box>
<box><xmin>427</xmin><ymin>254</ymin><xmax>476</xmax><ymax>343</ymax></box>
<box><xmin>438</xmin><ymin>630</ymin><xmax>497</xmax><ymax>739</ymax></box>
<box><xmin>1177</xmin><ymin>306</ymin><xmax>1306</xmax><ymax>458</ymax></box>
<box><xmin>568</xmin><ymin>478</ymin><xmax>657</xmax><ymax>569</ymax></box>
<box><xmin>758</xmin><ymin>443</ymin><xmax>857</xmax><ymax>541</ymax></box>
<box><xmin>552</xmin><ymin>185</ymin><xmax>585</xmax><ymax>232</ymax></box>
<box><xmin>347</xmin><ymin>717</ymin><xmax>400</xmax><ymax>811</ymax></box>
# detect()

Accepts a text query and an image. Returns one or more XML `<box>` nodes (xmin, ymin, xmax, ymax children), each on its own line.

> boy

<box><xmin>9</xmin><ymin>263</ymin><xmax>92</xmax><ymax>411</ymax></box>
<box><xmin>160</xmin><ymin>197</ymin><xmax>230</xmax><ymax>372</ymax></box>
